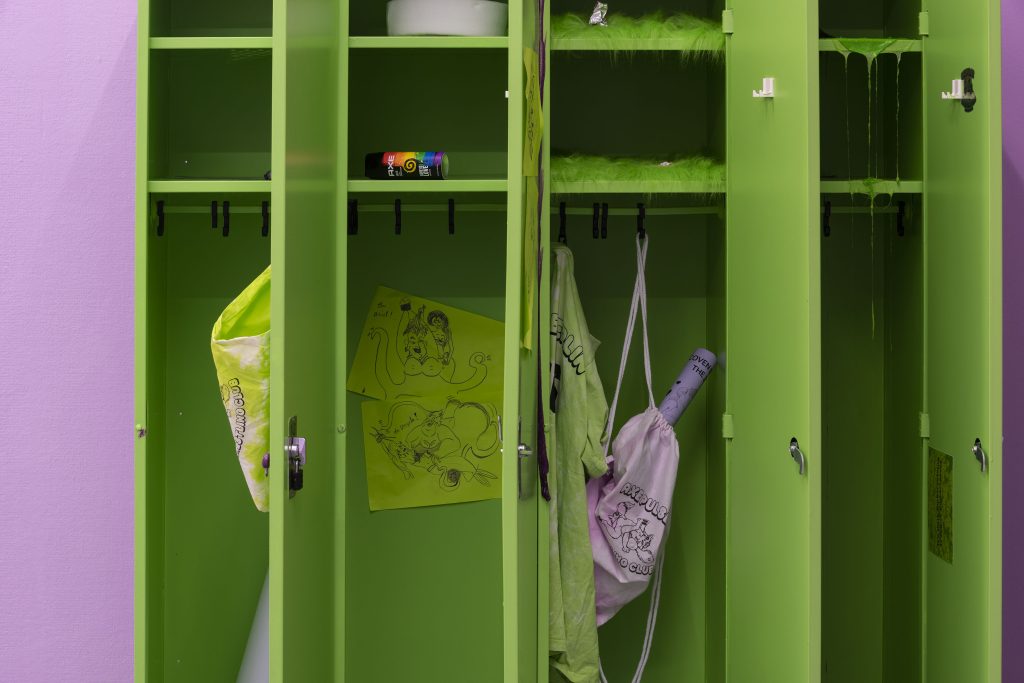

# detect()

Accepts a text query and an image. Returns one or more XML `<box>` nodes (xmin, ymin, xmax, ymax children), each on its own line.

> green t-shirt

<box><xmin>549</xmin><ymin>245</ymin><xmax>609</xmax><ymax>683</ymax></box>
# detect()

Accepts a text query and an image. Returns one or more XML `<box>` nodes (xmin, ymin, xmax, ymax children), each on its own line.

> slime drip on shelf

<box><xmin>832</xmin><ymin>38</ymin><xmax>910</xmax><ymax>338</ymax></box>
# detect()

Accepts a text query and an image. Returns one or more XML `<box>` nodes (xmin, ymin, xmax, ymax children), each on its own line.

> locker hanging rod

<box><xmin>819</xmin><ymin>206</ymin><xmax>902</xmax><ymax>215</ymax></box>
<box><xmin>553</xmin><ymin>206</ymin><xmax>722</xmax><ymax>217</ymax></box>
<box><xmin>154</xmin><ymin>200</ymin><xmax>269</xmax><ymax>237</ymax></box>
<box><xmin>343</xmin><ymin>204</ymin><xmax>721</xmax><ymax>216</ymax></box>
<box><xmin>348</xmin><ymin>199</ymin><xmax>461</xmax><ymax>235</ymax></box>
<box><xmin>556</xmin><ymin>202</ymin><xmax>703</xmax><ymax>242</ymax></box>
<box><xmin>822</xmin><ymin>201</ymin><xmax>905</xmax><ymax>237</ymax></box>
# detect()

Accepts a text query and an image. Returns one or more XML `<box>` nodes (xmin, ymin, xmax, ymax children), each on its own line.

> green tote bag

<box><xmin>211</xmin><ymin>266</ymin><xmax>271</xmax><ymax>512</ymax></box>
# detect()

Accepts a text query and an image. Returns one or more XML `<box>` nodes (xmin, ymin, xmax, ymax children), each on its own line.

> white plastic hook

<box><xmin>753</xmin><ymin>77</ymin><xmax>775</xmax><ymax>98</ymax></box>
<box><xmin>941</xmin><ymin>79</ymin><xmax>966</xmax><ymax>100</ymax></box>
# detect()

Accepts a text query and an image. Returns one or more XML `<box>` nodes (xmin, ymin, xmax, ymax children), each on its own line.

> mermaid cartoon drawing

<box><xmin>601</xmin><ymin>502</ymin><xmax>656</xmax><ymax>564</ymax></box>
<box><xmin>622</xmin><ymin>519</ymin><xmax>656</xmax><ymax>564</ymax></box>
<box><xmin>369</xmin><ymin>397</ymin><xmax>500</xmax><ymax>492</ymax></box>
<box><xmin>367</xmin><ymin>299</ymin><xmax>489</xmax><ymax>399</ymax></box>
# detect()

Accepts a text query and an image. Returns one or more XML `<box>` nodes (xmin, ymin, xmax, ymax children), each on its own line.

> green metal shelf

<box><xmin>147</xmin><ymin>180</ymin><xmax>271</xmax><ymax>193</ymax></box>
<box><xmin>149</xmin><ymin>37</ymin><xmax>274</xmax><ymax>50</ymax></box>
<box><xmin>820</xmin><ymin>179</ymin><xmax>923</xmax><ymax>195</ymax></box>
<box><xmin>551</xmin><ymin>180</ymin><xmax>726</xmax><ymax>195</ymax></box>
<box><xmin>347</xmin><ymin>178</ymin><xmax>508</xmax><ymax>193</ymax></box>
<box><xmin>551</xmin><ymin>37</ymin><xmax>725</xmax><ymax>51</ymax></box>
<box><xmin>348</xmin><ymin>36</ymin><xmax>509</xmax><ymax>49</ymax></box>
<box><xmin>818</xmin><ymin>38</ymin><xmax>922</xmax><ymax>53</ymax></box>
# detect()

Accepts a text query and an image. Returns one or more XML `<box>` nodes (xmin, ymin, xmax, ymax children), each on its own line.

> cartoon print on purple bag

<box><xmin>600</xmin><ymin>501</ymin><xmax>657</xmax><ymax>564</ymax></box>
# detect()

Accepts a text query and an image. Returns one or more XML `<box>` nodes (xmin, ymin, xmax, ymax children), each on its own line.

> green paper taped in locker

<box><xmin>361</xmin><ymin>392</ymin><xmax>503</xmax><ymax>510</ymax></box>
<box><xmin>347</xmin><ymin>286</ymin><xmax>504</xmax><ymax>401</ymax></box>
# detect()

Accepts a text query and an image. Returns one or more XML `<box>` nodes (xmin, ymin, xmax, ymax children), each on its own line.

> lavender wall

<box><xmin>1003</xmin><ymin>2</ymin><xmax>1023</xmax><ymax>679</ymax></box>
<box><xmin>0</xmin><ymin>2</ymin><xmax>136</xmax><ymax>681</ymax></box>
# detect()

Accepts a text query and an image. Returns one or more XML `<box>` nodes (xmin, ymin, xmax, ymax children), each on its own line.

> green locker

<box><xmin>135</xmin><ymin>0</ymin><xmax>1001</xmax><ymax>682</ymax></box>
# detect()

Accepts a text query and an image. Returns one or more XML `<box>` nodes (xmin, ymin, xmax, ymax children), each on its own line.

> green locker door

<box><xmin>725</xmin><ymin>1</ymin><xmax>820</xmax><ymax>681</ymax></box>
<box><xmin>269</xmin><ymin>0</ymin><xmax>341</xmax><ymax>680</ymax></box>
<box><xmin>922</xmin><ymin>1</ymin><xmax>1002</xmax><ymax>681</ymax></box>
<box><xmin>506</xmin><ymin>2</ymin><xmax>540</xmax><ymax>679</ymax></box>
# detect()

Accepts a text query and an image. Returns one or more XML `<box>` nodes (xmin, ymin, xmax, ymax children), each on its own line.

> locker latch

<box><xmin>502</xmin><ymin>414</ymin><xmax>534</xmax><ymax>501</ymax></box>
<box><xmin>789</xmin><ymin>438</ymin><xmax>807</xmax><ymax>476</ymax></box>
<box><xmin>518</xmin><ymin>443</ymin><xmax>534</xmax><ymax>500</ymax></box>
<box><xmin>286</xmin><ymin>415</ymin><xmax>306</xmax><ymax>497</ymax></box>
<box><xmin>940</xmin><ymin>68</ymin><xmax>977</xmax><ymax>112</ymax></box>
<box><xmin>972</xmin><ymin>438</ymin><xmax>988</xmax><ymax>474</ymax></box>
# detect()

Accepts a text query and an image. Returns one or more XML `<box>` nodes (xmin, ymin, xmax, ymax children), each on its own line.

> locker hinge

<box><xmin>722</xmin><ymin>413</ymin><xmax>735</xmax><ymax>439</ymax></box>
<box><xmin>919</xmin><ymin>412</ymin><xmax>931</xmax><ymax>439</ymax></box>
<box><xmin>722</xmin><ymin>10</ymin><xmax>734</xmax><ymax>35</ymax></box>
<box><xmin>918</xmin><ymin>11</ymin><xmax>929</xmax><ymax>37</ymax></box>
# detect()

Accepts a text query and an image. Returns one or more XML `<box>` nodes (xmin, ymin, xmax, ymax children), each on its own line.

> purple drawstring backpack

<box><xmin>587</xmin><ymin>235</ymin><xmax>679</xmax><ymax>681</ymax></box>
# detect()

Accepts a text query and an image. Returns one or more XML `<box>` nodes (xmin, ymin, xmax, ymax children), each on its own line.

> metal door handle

<box><xmin>517</xmin><ymin>443</ymin><xmax>533</xmax><ymax>499</ymax></box>
<box><xmin>972</xmin><ymin>438</ymin><xmax>988</xmax><ymax>473</ymax></box>
<box><xmin>790</xmin><ymin>438</ymin><xmax>806</xmax><ymax>476</ymax></box>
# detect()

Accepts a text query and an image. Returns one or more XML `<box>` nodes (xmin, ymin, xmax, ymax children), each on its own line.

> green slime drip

<box><xmin>831</xmin><ymin>38</ymin><xmax>909</xmax><ymax>339</ymax></box>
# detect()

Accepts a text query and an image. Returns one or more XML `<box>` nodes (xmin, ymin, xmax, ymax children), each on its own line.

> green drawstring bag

<box><xmin>211</xmin><ymin>266</ymin><xmax>271</xmax><ymax>512</ymax></box>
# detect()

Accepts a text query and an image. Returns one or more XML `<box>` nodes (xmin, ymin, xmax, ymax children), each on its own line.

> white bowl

<box><xmin>387</xmin><ymin>0</ymin><xmax>509</xmax><ymax>37</ymax></box>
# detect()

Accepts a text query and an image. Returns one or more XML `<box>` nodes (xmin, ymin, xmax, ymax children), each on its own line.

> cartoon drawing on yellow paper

<box><xmin>361</xmin><ymin>393</ymin><xmax>503</xmax><ymax>510</ymax></box>
<box><xmin>348</xmin><ymin>287</ymin><xmax>504</xmax><ymax>401</ymax></box>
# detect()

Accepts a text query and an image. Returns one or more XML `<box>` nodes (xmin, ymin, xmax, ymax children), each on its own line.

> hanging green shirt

<box><xmin>549</xmin><ymin>245</ymin><xmax>609</xmax><ymax>683</ymax></box>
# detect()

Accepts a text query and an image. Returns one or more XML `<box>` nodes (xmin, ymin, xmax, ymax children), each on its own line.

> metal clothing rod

<box><xmin>553</xmin><ymin>206</ymin><xmax>722</xmax><ymax>217</ymax></box>
<box><xmin>821</xmin><ymin>206</ymin><xmax>901</xmax><ymax>215</ymax></box>
<box><xmin>356</xmin><ymin>203</ymin><xmax>506</xmax><ymax>213</ymax></box>
<box><xmin>158</xmin><ymin>206</ymin><xmax>269</xmax><ymax>215</ymax></box>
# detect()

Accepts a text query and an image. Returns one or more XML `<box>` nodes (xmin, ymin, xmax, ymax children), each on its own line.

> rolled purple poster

<box><xmin>658</xmin><ymin>348</ymin><xmax>717</xmax><ymax>426</ymax></box>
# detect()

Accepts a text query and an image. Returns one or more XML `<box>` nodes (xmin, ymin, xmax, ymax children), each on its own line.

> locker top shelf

<box><xmin>818</xmin><ymin>38</ymin><xmax>921</xmax><ymax>54</ymax></box>
<box><xmin>149</xmin><ymin>180</ymin><xmax>271</xmax><ymax>194</ymax></box>
<box><xmin>820</xmin><ymin>179</ymin><xmax>923</xmax><ymax>195</ymax></box>
<box><xmin>150</xmin><ymin>37</ymin><xmax>273</xmax><ymax>50</ymax></box>
<box><xmin>551</xmin><ymin>13</ymin><xmax>725</xmax><ymax>53</ymax></box>
<box><xmin>349</xmin><ymin>36</ymin><xmax>508</xmax><ymax>49</ymax></box>
<box><xmin>551</xmin><ymin>155</ymin><xmax>726</xmax><ymax>195</ymax></box>
<box><xmin>348</xmin><ymin>178</ymin><xmax>509</xmax><ymax>193</ymax></box>
<box><xmin>552</xmin><ymin>180</ymin><xmax>725</xmax><ymax>195</ymax></box>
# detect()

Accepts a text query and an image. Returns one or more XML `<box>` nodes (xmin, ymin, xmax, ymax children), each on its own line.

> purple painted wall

<box><xmin>0</xmin><ymin>2</ymin><xmax>136</xmax><ymax>681</ymax></box>
<box><xmin>1004</xmin><ymin>2</ymin><xmax>1023</xmax><ymax>679</ymax></box>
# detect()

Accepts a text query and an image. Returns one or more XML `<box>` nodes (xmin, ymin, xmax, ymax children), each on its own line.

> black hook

<box><xmin>348</xmin><ymin>199</ymin><xmax>358</xmax><ymax>235</ymax></box>
<box><xmin>636</xmin><ymin>203</ymin><xmax>646</xmax><ymax>240</ymax></box>
<box><xmin>592</xmin><ymin>203</ymin><xmax>600</xmax><ymax>239</ymax></box>
<box><xmin>222</xmin><ymin>201</ymin><xmax>230</xmax><ymax>237</ymax></box>
<box><xmin>156</xmin><ymin>200</ymin><xmax>165</xmax><ymax>237</ymax></box>
<box><xmin>558</xmin><ymin>202</ymin><xmax>567</xmax><ymax>244</ymax></box>
<box><xmin>896</xmin><ymin>201</ymin><xmax>906</xmax><ymax>237</ymax></box>
<box><xmin>961</xmin><ymin>67</ymin><xmax>976</xmax><ymax>113</ymax></box>
<box><xmin>211</xmin><ymin>201</ymin><xmax>219</xmax><ymax>229</ymax></box>
<box><xmin>394</xmin><ymin>199</ymin><xmax>402</xmax><ymax>235</ymax></box>
<box><xmin>823</xmin><ymin>201</ymin><xmax>831</xmax><ymax>238</ymax></box>
<box><xmin>601</xmin><ymin>203</ymin><xmax>609</xmax><ymax>239</ymax></box>
<box><xmin>448</xmin><ymin>198</ymin><xmax>456</xmax><ymax>235</ymax></box>
<box><xmin>261</xmin><ymin>201</ymin><xmax>270</xmax><ymax>237</ymax></box>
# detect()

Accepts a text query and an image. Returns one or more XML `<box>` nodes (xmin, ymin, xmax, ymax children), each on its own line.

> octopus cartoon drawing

<box><xmin>367</xmin><ymin>299</ymin><xmax>489</xmax><ymax>399</ymax></box>
<box><xmin>369</xmin><ymin>397</ymin><xmax>500</xmax><ymax>492</ymax></box>
<box><xmin>601</xmin><ymin>501</ymin><xmax>656</xmax><ymax>564</ymax></box>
